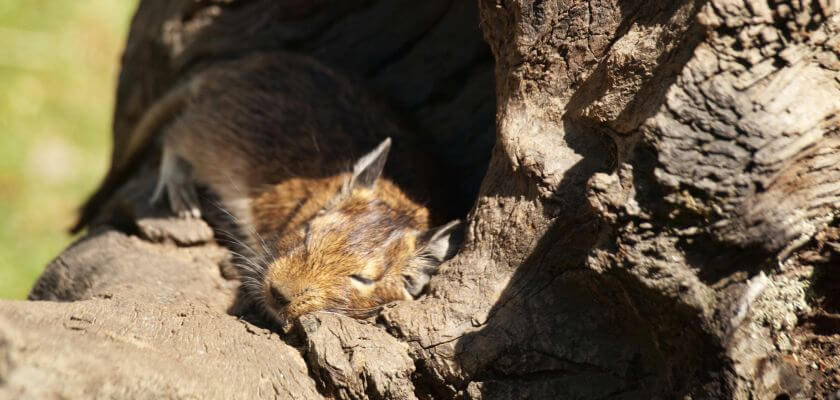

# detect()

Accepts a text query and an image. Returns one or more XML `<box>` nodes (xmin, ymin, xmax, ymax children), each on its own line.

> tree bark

<box><xmin>2</xmin><ymin>0</ymin><xmax>840</xmax><ymax>399</ymax></box>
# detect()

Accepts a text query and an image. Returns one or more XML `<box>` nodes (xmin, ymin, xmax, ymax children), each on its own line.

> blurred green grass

<box><xmin>0</xmin><ymin>1</ymin><xmax>137</xmax><ymax>298</ymax></box>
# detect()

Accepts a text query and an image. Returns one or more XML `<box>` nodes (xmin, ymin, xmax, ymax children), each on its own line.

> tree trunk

<box><xmin>2</xmin><ymin>0</ymin><xmax>839</xmax><ymax>399</ymax></box>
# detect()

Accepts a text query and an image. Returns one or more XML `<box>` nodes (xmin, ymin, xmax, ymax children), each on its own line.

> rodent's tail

<box><xmin>69</xmin><ymin>78</ymin><xmax>202</xmax><ymax>234</ymax></box>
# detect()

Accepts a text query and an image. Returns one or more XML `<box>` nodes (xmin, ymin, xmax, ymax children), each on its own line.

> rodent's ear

<box><xmin>417</xmin><ymin>220</ymin><xmax>463</xmax><ymax>263</ymax></box>
<box><xmin>404</xmin><ymin>220</ymin><xmax>463</xmax><ymax>297</ymax></box>
<box><xmin>350</xmin><ymin>137</ymin><xmax>391</xmax><ymax>189</ymax></box>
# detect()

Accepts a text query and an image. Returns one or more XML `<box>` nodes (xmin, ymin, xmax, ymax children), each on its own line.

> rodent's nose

<box><xmin>268</xmin><ymin>283</ymin><xmax>291</xmax><ymax>308</ymax></box>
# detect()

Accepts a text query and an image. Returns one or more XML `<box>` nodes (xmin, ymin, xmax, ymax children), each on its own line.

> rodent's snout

<box><xmin>262</xmin><ymin>276</ymin><xmax>323</xmax><ymax>323</ymax></box>
<box><xmin>267</xmin><ymin>282</ymin><xmax>291</xmax><ymax>309</ymax></box>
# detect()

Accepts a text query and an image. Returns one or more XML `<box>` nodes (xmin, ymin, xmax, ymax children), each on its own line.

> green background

<box><xmin>0</xmin><ymin>1</ymin><xmax>137</xmax><ymax>298</ymax></box>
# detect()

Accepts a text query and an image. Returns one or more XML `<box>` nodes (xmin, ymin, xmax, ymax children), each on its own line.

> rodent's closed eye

<box><xmin>349</xmin><ymin>274</ymin><xmax>375</xmax><ymax>285</ymax></box>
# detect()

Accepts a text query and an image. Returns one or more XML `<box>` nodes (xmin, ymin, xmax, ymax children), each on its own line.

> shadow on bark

<box><xmin>455</xmin><ymin>1</ymin><xmax>738</xmax><ymax>397</ymax></box>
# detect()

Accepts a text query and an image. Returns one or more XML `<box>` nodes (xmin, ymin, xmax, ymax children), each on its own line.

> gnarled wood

<box><xmin>3</xmin><ymin>0</ymin><xmax>840</xmax><ymax>398</ymax></box>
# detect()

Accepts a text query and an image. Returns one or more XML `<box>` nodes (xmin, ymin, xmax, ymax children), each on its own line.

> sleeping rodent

<box><xmin>79</xmin><ymin>52</ymin><xmax>461</xmax><ymax>329</ymax></box>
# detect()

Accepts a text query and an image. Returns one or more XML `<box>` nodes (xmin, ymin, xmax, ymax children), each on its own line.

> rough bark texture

<box><xmin>2</xmin><ymin>0</ymin><xmax>840</xmax><ymax>399</ymax></box>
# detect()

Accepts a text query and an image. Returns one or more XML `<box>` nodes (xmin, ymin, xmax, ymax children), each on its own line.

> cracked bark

<box><xmin>2</xmin><ymin>0</ymin><xmax>840</xmax><ymax>399</ymax></box>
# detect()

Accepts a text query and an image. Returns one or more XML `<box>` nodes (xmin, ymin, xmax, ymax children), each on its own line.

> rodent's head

<box><xmin>256</xmin><ymin>139</ymin><xmax>461</xmax><ymax>328</ymax></box>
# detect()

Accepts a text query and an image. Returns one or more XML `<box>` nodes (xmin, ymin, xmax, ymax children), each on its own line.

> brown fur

<box><xmin>113</xmin><ymin>52</ymin><xmax>459</xmax><ymax>327</ymax></box>
<box><xmin>261</xmin><ymin>182</ymin><xmax>431</xmax><ymax>324</ymax></box>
